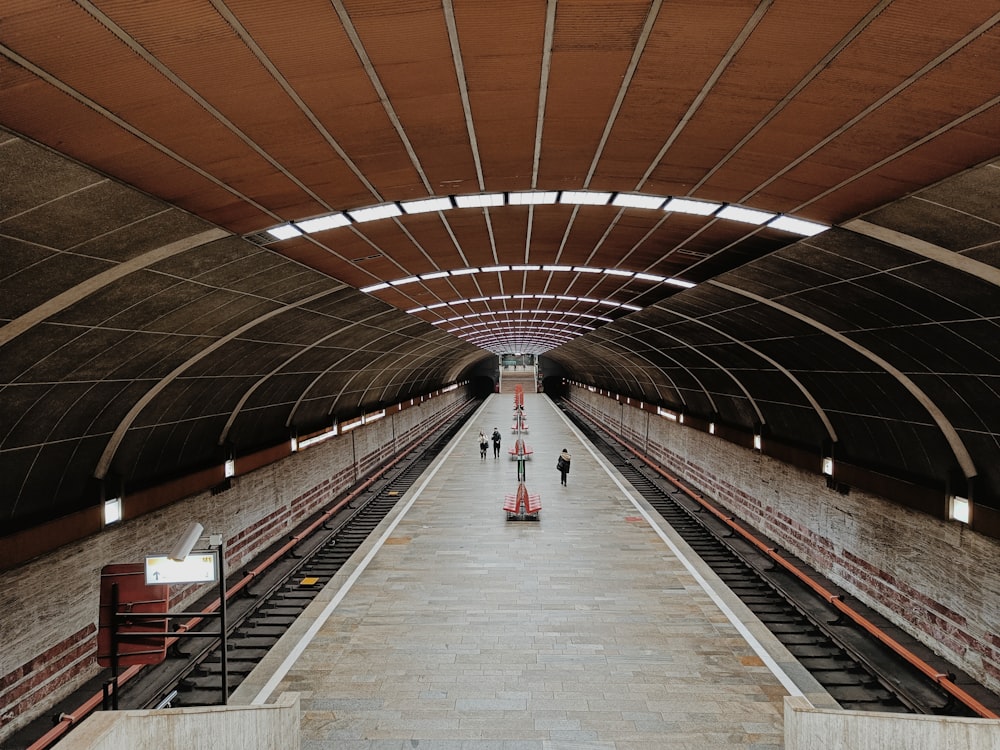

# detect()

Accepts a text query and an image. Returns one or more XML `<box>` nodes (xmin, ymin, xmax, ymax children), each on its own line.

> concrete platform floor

<box><xmin>231</xmin><ymin>393</ymin><xmax>835</xmax><ymax>749</ymax></box>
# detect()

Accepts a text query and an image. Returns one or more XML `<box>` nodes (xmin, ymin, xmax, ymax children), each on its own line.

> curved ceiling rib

<box><xmin>0</xmin><ymin>228</ymin><xmax>227</xmax><ymax>348</ymax></box>
<box><xmin>709</xmin><ymin>281</ymin><xmax>977</xmax><ymax>478</ymax></box>
<box><xmin>653</xmin><ymin>306</ymin><xmax>839</xmax><ymax>443</ymax></box>
<box><xmin>94</xmin><ymin>287</ymin><xmax>345</xmax><ymax>479</ymax></box>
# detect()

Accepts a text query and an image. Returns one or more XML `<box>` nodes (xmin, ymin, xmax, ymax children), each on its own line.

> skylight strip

<box><xmin>560</xmin><ymin>190</ymin><xmax>612</xmax><ymax>205</ymax></box>
<box><xmin>348</xmin><ymin>203</ymin><xmax>402</xmax><ymax>222</ymax></box>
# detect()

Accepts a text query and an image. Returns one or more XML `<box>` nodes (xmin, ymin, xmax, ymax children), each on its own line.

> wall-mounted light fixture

<box><xmin>103</xmin><ymin>497</ymin><xmax>122</xmax><ymax>526</ymax></box>
<box><xmin>753</xmin><ymin>433</ymin><xmax>762</xmax><ymax>451</ymax></box>
<box><xmin>948</xmin><ymin>495</ymin><xmax>971</xmax><ymax>524</ymax></box>
<box><xmin>822</xmin><ymin>457</ymin><xmax>834</xmax><ymax>476</ymax></box>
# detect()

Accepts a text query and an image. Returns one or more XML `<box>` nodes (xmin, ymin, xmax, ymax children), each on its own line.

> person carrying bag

<box><xmin>556</xmin><ymin>448</ymin><xmax>571</xmax><ymax>486</ymax></box>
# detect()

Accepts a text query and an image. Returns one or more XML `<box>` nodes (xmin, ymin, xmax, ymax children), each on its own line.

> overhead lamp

<box><xmin>103</xmin><ymin>497</ymin><xmax>123</xmax><ymax>526</ymax></box>
<box><xmin>768</xmin><ymin>215</ymin><xmax>828</xmax><ymax>236</ymax></box>
<box><xmin>401</xmin><ymin>197</ymin><xmax>453</xmax><ymax>214</ymax></box>
<box><xmin>266</xmin><ymin>224</ymin><xmax>303</xmax><ymax>240</ymax></box>
<box><xmin>510</xmin><ymin>264</ymin><xmax>541</xmax><ymax>271</ymax></box>
<box><xmin>348</xmin><ymin>203</ymin><xmax>402</xmax><ymax>223</ymax></box>
<box><xmin>420</xmin><ymin>271</ymin><xmax>450</xmax><ymax>280</ymax></box>
<box><xmin>717</xmin><ymin>205</ymin><xmax>775</xmax><ymax>225</ymax></box>
<box><xmin>406</xmin><ymin>306</ymin><xmax>427</xmax><ymax>314</ymax></box>
<box><xmin>296</xmin><ymin>213</ymin><xmax>350</xmax><ymax>233</ymax></box>
<box><xmin>543</xmin><ymin>265</ymin><xmax>573</xmax><ymax>272</ymax></box>
<box><xmin>666</xmin><ymin>278</ymin><xmax>696</xmax><ymax>289</ymax></box>
<box><xmin>360</xmin><ymin>282</ymin><xmax>390</xmax><ymax>293</ymax></box>
<box><xmin>455</xmin><ymin>193</ymin><xmax>504</xmax><ymax>207</ymax></box>
<box><xmin>450</xmin><ymin>267</ymin><xmax>478</xmax><ymax>276</ymax></box>
<box><xmin>664</xmin><ymin>198</ymin><xmax>720</xmax><ymax>216</ymax></box>
<box><xmin>574</xmin><ymin>266</ymin><xmax>603</xmax><ymax>273</ymax></box>
<box><xmin>612</xmin><ymin>193</ymin><xmax>665</xmax><ymax>210</ymax></box>
<box><xmin>390</xmin><ymin>276</ymin><xmax>419</xmax><ymax>286</ymax></box>
<box><xmin>634</xmin><ymin>272</ymin><xmax>666</xmax><ymax>282</ymax></box>
<box><xmin>605</xmin><ymin>269</ymin><xmax>634</xmax><ymax>277</ymax></box>
<box><xmin>480</xmin><ymin>265</ymin><xmax>510</xmax><ymax>273</ymax></box>
<box><xmin>560</xmin><ymin>190</ymin><xmax>612</xmax><ymax>205</ymax></box>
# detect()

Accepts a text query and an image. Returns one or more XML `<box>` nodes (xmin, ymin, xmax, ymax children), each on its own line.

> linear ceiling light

<box><xmin>401</xmin><ymin>197</ymin><xmax>453</xmax><ymax>214</ymax></box>
<box><xmin>664</xmin><ymin>198</ymin><xmax>721</xmax><ymax>216</ymax></box>
<box><xmin>560</xmin><ymin>190</ymin><xmax>612</xmax><ymax>205</ymax></box>
<box><xmin>613</xmin><ymin>193</ymin><xmax>666</xmax><ymax>209</ymax></box>
<box><xmin>297</xmin><ymin>213</ymin><xmax>351</xmax><ymax>233</ymax></box>
<box><xmin>267</xmin><ymin>224</ymin><xmax>303</xmax><ymax>240</ymax></box>
<box><xmin>717</xmin><ymin>205</ymin><xmax>775</xmax><ymax>224</ymax></box>
<box><xmin>348</xmin><ymin>203</ymin><xmax>402</xmax><ymax>222</ymax></box>
<box><xmin>768</xmin><ymin>216</ymin><xmax>828</xmax><ymax>236</ymax></box>
<box><xmin>455</xmin><ymin>193</ymin><xmax>504</xmax><ymax>207</ymax></box>
<box><xmin>420</xmin><ymin>271</ymin><xmax>450</xmax><ymax>280</ymax></box>
<box><xmin>509</xmin><ymin>191</ymin><xmax>559</xmax><ymax>205</ymax></box>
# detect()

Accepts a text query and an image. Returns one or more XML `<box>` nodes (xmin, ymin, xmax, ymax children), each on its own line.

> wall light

<box><xmin>709</xmin><ymin>422</ymin><xmax>716</xmax><ymax>435</ymax></box>
<box><xmin>822</xmin><ymin>457</ymin><xmax>834</xmax><ymax>476</ymax></box>
<box><xmin>753</xmin><ymin>433</ymin><xmax>762</xmax><ymax>450</ymax></box>
<box><xmin>224</xmin><ymin>458</ymin><xmax>236</xmax><ymax>478</ymax></box>
<box><xmin>948</xmin><ymin>495</ymin><xmax>971</xmax><ymax>524</ymax></box>
<box><xmin>103</xmin><ymin>497</ymin><xmax>123</xmax><ymax>526</ymax></box>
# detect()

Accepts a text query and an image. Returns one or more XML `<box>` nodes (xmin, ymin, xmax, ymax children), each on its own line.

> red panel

<box><xmin>97</xmin><ymin>563</ymin><xmax>169</xmax><ymax>668</ymax></box>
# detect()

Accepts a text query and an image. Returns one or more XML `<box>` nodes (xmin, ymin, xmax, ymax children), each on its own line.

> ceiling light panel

<box><xmin>401</xmin><ymin>197</ymin><xmax>453</xmax><ymax>214</ymax></box>
<box><xmin>716</xmin><ymin>205</ymin><xmax>775</xmax><ymax>224</ymax></box>
<box><xmin>267</xmin><ymin>224</ymin><xmax>303</xmax><ymax>240</ymax></box>
<box><xmin>560</xmin><ymin>190</ymin><xmax>612</xmax><ymax>205</ymax></box>
<box><xmin>348</xmin><ymin>203</ymin><xmax>402</xmax><ymax>222</ymax></box>
<box><xmin>768</xmin><ymin>216</ymin><xmax>828</xmax><ymax>236</ymax></box>
<box><xmin>455</xmin><ymin>193</ymin><xmax>504</xmax><ymax>208</ymax></box>
<box><xmin>508</xmin><ymin>191</ymin><xmax>559</xmax><ymax>205</ymax></box>
<box><xmin>296</xmin><ymin>213</ymin><xmax>350</xmax><ymax>233</ymax></box>
<box><xmin>612</xmin><ymin>193</ymin><xmax>665</xmax><ymax>209</ymax></box>
<box><xmin>664</xmin><ymin>198</ymin><xmax>720</xmax><ymax>216</ymax></box>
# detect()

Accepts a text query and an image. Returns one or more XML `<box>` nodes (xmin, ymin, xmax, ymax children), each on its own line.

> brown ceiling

<box><xmin>3</xmin><ymin>1</ymin><xmax>1000</xmax><ymax>532</ymax></box>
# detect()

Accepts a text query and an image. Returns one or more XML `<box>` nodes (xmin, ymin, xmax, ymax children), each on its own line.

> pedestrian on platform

<box><xmin>557</xmin><ymin>448</ymin><xmax>571</xmax><ymax>486</ymax></box>
<box><xmin>478</xmin><ymin>431</ymin><xmax>488</xmax><ymax>460</ymax></box>
<box><xmin>492</xmin><ymin>427</ymin><xmax>502</xmax><ymax>458</ymax></box>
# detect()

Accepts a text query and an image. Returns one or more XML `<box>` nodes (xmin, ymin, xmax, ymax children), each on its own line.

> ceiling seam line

<box><xmin>741</xmin><ymin>11</ymin><xmax>1000</xmax><ymax>205</ymax></box>
<box><xmin>329</xmin><ymin>0</ymin><xmax>433</xmax><ymax>195</ymax></box>
<box><xmin>709</xmin><ymin>280</ymin><xmax>977</xmax><ymax>479</ymax></box>
<box><xmin>0</xmin><ymin>44</ymin><xmax>279</xmax><ymax>219</ymax></box>
<box><xmin>79</xmin><ymin>0</ymin><xmax>333</xmax><ymax>211</ymax></box>
<box><xmin>531</xmin><ymin>0</ymin><xmax>558</xmax><ymax>189</ymax></box>
<box><xmin>843</xmin><ymin>220</ymin><xmax>1000</xmax><ymax>288</ymax></box>
<box><xmin>637</xmin><ymin>0</ymin><xmax>774</xmax><ymax>191</ymax></box>
<box><xmin>209</xmin><ymin>0</ymin><xmax>382</xmax><ymax>200</ymax></box>
<box><xmin>93</xmin><ymin>287</ymin><xmax>344</xmax><ymax>478</ymax></box>
<box><xmin>442</xmin><ymin>0</ymin><xmax>486</xmax><ymax>191</ymax></box>
<box><xmin>689</xmin><ymin>0</ymin><xmax>892</xmax><ymax>196</ymax></box>
<box><xmin>0</xmin><ymin>228</ymin><xmax>228</xmax><ymax>349</ymax></box>
<box><xmin>0</xmin><ymin>179</ymin><xmax>110</xmax><ymax>225</ymax></box>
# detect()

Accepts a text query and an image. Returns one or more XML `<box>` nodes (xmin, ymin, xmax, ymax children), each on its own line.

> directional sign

<box><xmin>145</xmin><ymin>551</ymin><xmax>218</xmax><ymax>585</ymax></box>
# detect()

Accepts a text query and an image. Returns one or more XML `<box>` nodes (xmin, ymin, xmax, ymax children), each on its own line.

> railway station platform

<box><xmin>230</xmin><ymin>392</ymin><xmax>835</xmax><ymax>748</ymax></box>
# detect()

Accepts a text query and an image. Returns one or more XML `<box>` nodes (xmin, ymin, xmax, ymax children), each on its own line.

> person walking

<box><xmin>478</xmin><ymin>431</ymin><xmax>488</xmax><ymax>460</ymax></box>
<box><xmin>556</xmin><ymin>448</ymin><xmax>571</xmax><ymax>486</ymax></box>
<box><xmin>492</xmin><ymin>427</ymin><xmax>502</xmax><ymax>458</ymax></box>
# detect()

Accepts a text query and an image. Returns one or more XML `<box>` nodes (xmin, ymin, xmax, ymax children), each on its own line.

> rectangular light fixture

<box><xmin>768</xmin><ymin>216</ymin><xmax>828</xmax><ymax>236</ymax></box>
<box><xmin>426</xmin><ymin>302</ymin><xmax>448</xmax><ymax>309</ymax></box>
<box><xmin>949</xmin><ymin>495</ymin><xmax>971</xmax><ymax>524</ymax></box>
<box><xmin>450</xmin><ymin>267</ymin><xmax>478</xmax><ymax>276</ymax></box>
<box><xmin>543</xmin><ymin>265</ymin><xmax>573</xmax><ymax>272</ymax></box>
<box><xmin>508</xmin><ymin>191</ymin><xmax>559</xmax><ymax>205</ymax></box>
<box><xmin>664</xmin><ymin>198</ymin><xmax>720</xmax><ymax>216</ymax></box>
<box><xmin>340</xmin><ymin>416</ymin><xmax>364</xmax><ymax>432</ymax></box>
<box><xmin>666</xmin><ymin>278</ymin><xmax>696</xmax><ymax>289</ymax></box>
<box><xmin>717</xmin><ymin>205</ymin><xmax>776</xmax><ymax>225</ymax></box>
<box><xmin>224</xmin><ymin>458</ymin><xmax>235</xmax><ymax>478</ymax></box>
<box><xmin>822</xmin><ymin>457</ymin><xmax>834</xmax><ymax>476</ymax></box>
<box><xmin>709</xmin><ymin>422</ymin><xmax>716</xmax><ymax>434</ymax></box>
<box><xmin>266</xmin><ymin>224</ymin><xmax>303</xmax><ymax>240</ymax></box>
<box><xmin>104</xmin><ymin>497</ymin><xmax>123</xmax><ymax>526</ymax></box>
<box><xmin>390</xmin><ymin>276</ymin><xmax>419</xmax><ymax>286</ymax></box>
<box><xmin>480</xmin><ymin>265</ymin><xmax>510</xmax><ymax>273</ymax></box>
<box><xmin>360</xmin><ymin>282</ymin><xmax>390</xmax><ymax>293</ymax></box>
<box><xmin>401</xmin><ymin>197</ymin><xmax>453</xmax><ymax>214</ymax></box>
<box><xmin>298</xmin><ymin>426</ymin><xmax>339</xmax><ymax>450</ymax></box>
<box><xmin>613</xmin><ymin>193</ymin><xmax>665</xmax><ymax>210</ymax></box>
<box><xmin>455</xmin><ymin>193</ymin><xmax>504</xmax><ymax>208</ymax></box>
<box><xmin>574</xmin><ymin>266</ymin><xmax>602</xmax><ymax>273</ymax></box>
<box><xmin>406</xmin><ymin>306</ymin><xmax>427</xmax><ymax>314</ymax></box>
<box><xmin>510</xmin><ymin>264</ymin><xmax>541</xmax><ymax>271</ymax></box>
<box><xmin>347</xmin><ymin>203</ymin><xmax>402</xmax><ymax>222</ymax></box>
<box><xmin>634</xmin><ymin>272</ymin><xmax>666</xmax><ymax>282</ymax></box>
<box><xmin>753</xmin><ymin>434</ymin><xmax>762</xmax><ymax>450</ymax></box>
<box><xmin>297</xmin><ymin>213</ymin><xmax>350</xmax><ymax>233</ymax></box>
<box><xmin>657</xmin><ymin>407</ymin><xmax>678</xmax><ymax>421</ymax></box>
<box><xmin>620</xmin><ymin>304</ymin><xmax>642</xmax><ymax>311</ymax></box>
<box><xmin>605</xmin><ymin>269</ymin><xmax>634</xmax><ymax>277</ymax></box>
<box><xmin>560</xmin><ymin>190</ymin><xmax>612</xmax><ymax>205</ymax></box>
<box><xmin>420</xmin><ymin>271</ymin><xmax>450</xmax><ymax>280</ymax></box>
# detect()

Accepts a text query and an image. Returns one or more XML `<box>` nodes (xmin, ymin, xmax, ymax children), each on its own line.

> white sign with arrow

<box><xmin>144</xmin><ymin>551</ymin><xmax>218</xmax><ymax>585</ymax></box>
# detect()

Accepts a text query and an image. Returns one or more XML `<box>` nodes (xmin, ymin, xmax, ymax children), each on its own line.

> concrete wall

<box><xmin>56</xmin><ymin>692</ymin><xmax>299</xmax><ymax>750</ymax></box>
<box><xmin>784</xmin><ymin>696</ymin><xmax>1000</xmax><ymax>749</ymax></box>
<box><xmin>567</xmin><ymin>387</ymin><xmax>1000</xmax><ymax>696</ymax></box>
<box><xmin>0</xmin><ymin>390</ymin><xmax>469</xmax><ymax>742</ymax></box>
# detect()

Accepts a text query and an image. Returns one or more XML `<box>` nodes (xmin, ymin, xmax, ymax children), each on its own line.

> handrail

<box><xmin>592</xmin><ymin>418</ymin><xmax>999</xmax><ymax>719</ymax></box>
<box><xmin>27</xmin><ymin>398</ymin><xmax>472</xmax><ymax>750</ymax></box>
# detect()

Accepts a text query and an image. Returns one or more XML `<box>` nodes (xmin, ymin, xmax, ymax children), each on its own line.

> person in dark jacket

<box><xmin>557</xmin><ymin>448</ymin><xmax>571</xmax><ymax>486</ymax></box>
<box><xmin>492</xmin><ymin>427</ymin><xmax>502</xmax><ymax>458</ymax></box>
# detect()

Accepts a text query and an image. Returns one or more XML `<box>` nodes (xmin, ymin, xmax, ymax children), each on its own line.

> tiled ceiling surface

<box><xmin>2</xmin><ymin>0</ymin><xmax>1000</xmax><ymax>530</ymax></box>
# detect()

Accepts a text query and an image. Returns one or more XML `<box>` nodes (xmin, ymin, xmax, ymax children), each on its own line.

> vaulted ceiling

<box><xmin>2</xmin><ymin>1</ymin><xmax>1000</xmax><ymax>535</ymax></box>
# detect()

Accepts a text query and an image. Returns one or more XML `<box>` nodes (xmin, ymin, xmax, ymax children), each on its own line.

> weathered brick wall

<box><xmin>0</xmin><ymin>390</ymin><xmax>468</xmax><ymax>741</ymax></box>
<box><xmin>569</xmin><ymin>387</ymin><xmax>1000</xmax><ymax>695</ymax></box>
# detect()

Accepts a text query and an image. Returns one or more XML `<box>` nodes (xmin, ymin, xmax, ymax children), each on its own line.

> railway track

<box><xmin>558</xmin><ymin>398</ymin><xmax>992</xmax><ymax>716</ymax></box>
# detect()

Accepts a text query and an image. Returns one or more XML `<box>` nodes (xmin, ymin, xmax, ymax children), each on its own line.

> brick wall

<box><xmin>0</xmin><ymin>390</ymin><xmax>469</xmax><ymax>742</ymax></box>
<box><xmin>569</xmin><ymin>387</ymin><xmax>1000</xmax><ymax>695</ymax></box>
